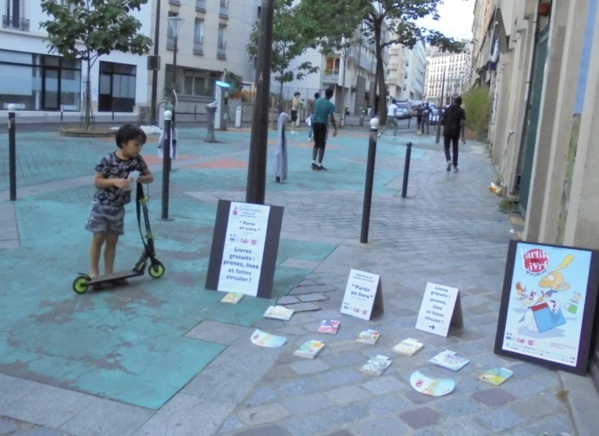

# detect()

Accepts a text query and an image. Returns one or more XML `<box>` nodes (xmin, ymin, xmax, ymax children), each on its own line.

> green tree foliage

<box><xmin>40</xmin><ymin>0</ymin><xmax>152</xmax><ymax>130</ymax></box>
<box><xmin>462</xmin><ymin>86</ymin><xmax>490</xmax><ymax>138</ymax></box>
<box><xmin>300</xmin><ymin>0</ymin><xmax>466</xmax><ymax>124</ymax></box>
<box><xmin>246</xmin><ymin>0</ymin><xmax>319</xmax><ymax>101</ymax></box>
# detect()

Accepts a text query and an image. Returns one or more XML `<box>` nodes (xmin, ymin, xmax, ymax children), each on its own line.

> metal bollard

<box><xmin>160</xmin><ymin>110</ymin><xmax>173</xmax><ymax>221</ymax></box>
<box><xmin>360</xmin><ymin>118</ymin><xmax>379</xmax><ymax>244</ymax></box>
<box><xmin>8</xmin><ymin>104</ymin><xmax>17</xmax><ymax>201</ymax></box>
<box><xmin>205</xmin><ymin>103</ymin><xmax>217</xmax><ymax>143</ymax></box>
<box><xmin>401</xmin><ymin>142</ymin><xmax>413</xmax><ymax>198</ymax></box>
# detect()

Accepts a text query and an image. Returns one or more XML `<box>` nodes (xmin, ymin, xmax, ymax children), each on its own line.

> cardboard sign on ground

<box><xmin>340</xmin><ymin>269</ymin><xmax>384</xmax><ymax>320</ymax></box>
<box><xmin>415</xmin><ymin>282</ymin><xmax>462</xmax><ymax>337</ymax></box>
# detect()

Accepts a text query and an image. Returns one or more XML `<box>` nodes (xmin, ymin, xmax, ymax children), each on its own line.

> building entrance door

<box><xmin>42</xmin><ymin>67</ymin><xmax>60</xmax><ymax>110</ymax></box>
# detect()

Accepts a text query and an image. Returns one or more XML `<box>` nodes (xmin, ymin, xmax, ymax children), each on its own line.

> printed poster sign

<box><xmin>205</xmin><ymin>200</ymin><xmax>284</xmax><ymax>298</ymax></box>
<box><xmin>494</xmin><ymin>240</ymin><xmax>599</xmax><ymax>375</ymax></box>
<box><xmin>340</xmin><ymin>269</ymin><xmax>383</xmax><ymax>320</ymax></box>
<box><xmin>415</xmin><ymin>282</ymin><xmax>462</xmax><ymax>337</ymax></box>
<box><xmin>217</xmin><ymin>202</ymin><xmax>269</xmax><ymax>295</ymax></box>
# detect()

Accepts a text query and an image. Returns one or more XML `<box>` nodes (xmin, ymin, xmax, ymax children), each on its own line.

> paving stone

<box><xmin>362</xmin><ymin>375</ymin><xmax>405</xmax><ymax>395</ymax></box>
<box><xmin>399</xmin><ymin>406</ymin><xmax>440</xmax><ymax>429</ymax></box>
<box><xmin>185</xmin><ymin>320</ymin><xmax>248</xmax><ymax>345</ymax></box>
<box><xmin>283</xmin><ymin>393</ymin><xmax>333</xmax><ymax>415</ymax></box>
<box><xmin>281</xmin><ymin>415</ymin><xmax>334</xmax><ymax>436</ymax></box>
<box><xmin>244</xmin><ymin>386</ymin><xmax>279</xmax><ymax>407</ymax></box>
<box><xmin>289</xmin><ymin>359</ymin><xmax>330</xmax><ymax>375</ymax></box>
<box><xmin>471</xmin><ymin>387</ymin><xmax>516</xmax><ymax>406</ymax></box>
<box><xmin>284</xmin><ymin>302</ymin><xmax>321</xmax><ymax>312</ymax></box>
<box><xmin>279</xmin><ymin>379</ymin><xmax>322</xmax><ymax>396</ymax></box>
<box><xmin>276</xmin><ymin>295</ymin><xmax>300</xmax><ymax>305</ymax></box>
<box><xmin>230</xmin><ymin>424</ymin><xmax>288</xmax><ymax>436</ymax></box>
<box><xmin>237</xmin><ymin>403</ymin><xmax>291</xmax><ymax>426</ymax></box>
<box><xmin>319</xmin><ymin>368</ymin><xmax>364</xmax><ymax>387</ymax></box>
<box><xmin>476</xmin><ymin>407</ymin><xmax>527</xmax><ymax>432</ymax></box>
<box><xmin>324</xmin><ymin>403</ymin><xmax>370</xmax><ymax>425</ymax></box>
<box><xmin>297</xmin><ymin>293</ymin><xmax>329</xmax><ymax>302</ymax></box>
<box><xmin>325</xmin><ymin>386</ymin><xmax>371</xmax><ymax>405</ymax></box>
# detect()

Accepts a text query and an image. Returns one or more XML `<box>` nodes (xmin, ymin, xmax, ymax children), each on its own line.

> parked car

<box><xmin>395</xmin><ymin>102</ymin><xmax>412</xmax><ymax>119</ymax></box>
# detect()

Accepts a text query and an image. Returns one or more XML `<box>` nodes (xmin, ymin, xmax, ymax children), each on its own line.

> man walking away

<box><xmin>416</xmin><ymin>105</ymin><xmax>424</xmax><ymax>134</ymax></box>
<box><xmin>377</xmin><ymin>99</ymin><xmax>399</xmax><ymax>138</ymax></box>
<box><xmin>311</xmin><ymin>88</ymin><xmax>337</xmax><ymax>171</ymax></box>
<box><xmin>440</xmin><ymin>96</ymin><xmax>466</xmax><ymax>172</ymax></box>
<box><xmin>290</xmin><ymin>92</ymin><xmax>301</xmax><ymax>134</ymax></box>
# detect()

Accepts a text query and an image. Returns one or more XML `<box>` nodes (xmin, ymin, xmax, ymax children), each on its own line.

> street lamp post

<box><xmin>150</xmin><ymin>0</ymin><xmax>161</xmax><ymax>126</ymax></box>
<box><xmin>168</xmin><ymin>16</ymin><xmax>184</xmax><ymax>123</ymax></box>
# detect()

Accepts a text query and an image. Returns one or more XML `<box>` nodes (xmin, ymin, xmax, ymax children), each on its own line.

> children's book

<box><xmin>360</xmin><ymin>355</ymin><xmax>392</xmax><ymax>376</ymax></box>
<box><xmin>263</xmin><ymin>305</ymin><xmax>294</xmax><ymax>321</ymax></box>
<box><xmin>410</xmin><ymin>371</ymin><xmax>455</xmax><ymax>396</ymax></box>
<box><xmin>221</xmin><ymin>292</ymin><xmax>244</xmax><ymax>304</ymax></box>
<box><xmin>356</xmin><ymin>329</ymin><xmax>380</xmax><ymax>345</ymax></box>
<box><xmin>392</xmin><ymin>338</ymin><xmax>424</xmax><ymax>356</ymax></box>
<box><xmin>318</xmin><ymin>320</ymin><xmax>340</xmax><ymax>334</ymax></box>
<box><xmin>294</xmin><ymin>340</ymin><xmax>325</xmax><ymax>359</ymax></box>
<box><xmin>428</xmin><ymin>349</ymin><xmax>470</xmax><ymax>371</ymax></box>
<box><xmin>479</xmin><ymin>367</ymin><xmax>514</xmax><ymax>385</ymax></box>
<box><xmin>250</xmin><ymin>329</ymin><xmax>287</xmax><ymax>348</ymax></box>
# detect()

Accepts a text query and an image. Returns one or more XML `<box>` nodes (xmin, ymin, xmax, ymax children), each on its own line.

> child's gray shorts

<box><xmin>85</xmin><ymin>201</ymin><xmax>125</xmax><ymax>235</ymax></box>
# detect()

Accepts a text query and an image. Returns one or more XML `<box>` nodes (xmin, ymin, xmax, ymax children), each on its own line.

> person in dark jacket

<box><xmin>440</xmin><ymin>97</ymin><xmax>466</xmax><ymax>172</ymax></box>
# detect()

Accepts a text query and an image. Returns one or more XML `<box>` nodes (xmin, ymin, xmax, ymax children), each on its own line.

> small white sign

<box><xmin>415</xmin><ymin>282</ymin><xmax>460</xmax><ymax>337</ymax></box>
<box><xmin>340</xmin><ymin>269</ymin><xmax>381</xmax><ymax>320</ymax></box>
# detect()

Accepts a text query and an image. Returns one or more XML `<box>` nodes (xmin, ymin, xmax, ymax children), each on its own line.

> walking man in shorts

<box><xmin>311</xmin><ymin>88</ymin><xmax>337</xmax><ymax>170</ymax></box>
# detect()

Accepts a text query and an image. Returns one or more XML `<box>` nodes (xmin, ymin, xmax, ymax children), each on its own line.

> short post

<box><xmin>60</xmin><ymin>104</ymin><xmax>64</xmax><ymax>121</ymax></box>
<box><xmin>8</xmin><ymin>104</ymin><xmax>17</xmax><ymax>201</ymax></box>
<box><xmin>160</xmin><ymin>110</ymin><xmax>173</xmax><ymax>221</ymax></box>
<box><xmin>401</xmin><ymin>142</ymin><xmax>413</xmax><ymax>198</ymax></box>
<box><xmin>194</xmin><ymin>104</ymin><xmax>197</xmax><ymax>120</ymax></box>
<box><xmin>360</xmin><ymin>118</ymin><xmax>379</xmax><ymax>244</ymax></box>
<box><xmin>205</xmin><ymin>102</ymin><xmax>217</xmax><ymax>143</ymax></box>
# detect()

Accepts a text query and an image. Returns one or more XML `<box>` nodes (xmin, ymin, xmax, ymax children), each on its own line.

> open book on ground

<box><xmin>317</xmin><ymin>320</ymin><xmax>340</xmax><ymax>334</ymax></box>
<box><xmin>356</xmin><ymin>329</ymin><xmax>380</xmax><ymax>345</ymax></box>
<box><xmin>360</xmin><ymin>355</ymin><xmax>392</xmax><ymax>376</ymax></box>
<box><xmin>294</xmin><ymin>340</ymin><xmax>325</xmax><ymax>359</ymax></box>
<box><xmin>392</xmin><ymin>338</ymin><xmax>424</xmax><ymax>356</ymax></box>
<box><xmin>428</xmin><ymin>349</ymin><xmax>470</xmax><ymax>371</ymax></box>
<box><xmin>479</xmin><ymin>367</ymin><xmax>513</xmax><ymax>385</ymax></box>
<box><xmin>263</xmin><ymin>305</ymin><xmax>294</xmax><ymax>321</ymax></box>
<box><xmin>221</xmin><ymin>292</ymin><xmax>244</xmax><ymax>304</ymax></box>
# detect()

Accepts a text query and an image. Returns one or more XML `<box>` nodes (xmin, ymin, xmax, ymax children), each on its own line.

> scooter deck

<box><xmin>87</xmin><ymin>270</ymin><xmax>144</xmax><ymax>285</ymax></box>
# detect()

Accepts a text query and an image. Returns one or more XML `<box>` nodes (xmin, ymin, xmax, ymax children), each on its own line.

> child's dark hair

<box><xmin>115</xmin><ymin>124</ymin><xmax>147</xmax><ymax>148</ymax></box>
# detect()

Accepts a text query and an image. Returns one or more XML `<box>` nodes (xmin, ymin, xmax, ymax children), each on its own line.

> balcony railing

<box><xmin>196</xmin><ymin>0</ymin><xmax>206</xmax><ymax>11</ymax></box>
<box><xmin>2</xmin><ymin>15</ymin><xmax>29</xmax><ymax>31</ymax></box>
<box><xmin>217</xmin><ymin>42</ymin><xmax>226</xmax><ymax>59</ymax></box>
<box><xmin>322</xmin><ymin>72</ymin><xmax>339</xmax><ymax>84</ymax></box>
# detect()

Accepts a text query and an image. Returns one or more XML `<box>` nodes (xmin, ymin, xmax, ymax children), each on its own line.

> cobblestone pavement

<box><xmin>0</xmin><ymin>118</ymin><xmax>598</xmax><ymax>435</ymax></box>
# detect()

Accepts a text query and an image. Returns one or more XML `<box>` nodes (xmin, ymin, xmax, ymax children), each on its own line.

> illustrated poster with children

<box><xmin>498</xmin><ymin>241</ymin><xmax>596</xmax><ymax>369</ymax></box>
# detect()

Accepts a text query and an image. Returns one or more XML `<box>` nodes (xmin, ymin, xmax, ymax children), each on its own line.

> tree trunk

<box><xmin>373</xmin><ymin>19</ymin><xmax>387</xmax><ymax>125</ymax></box>
<box><xmin>84</xmin><ymin>60</ymin><xmax>92</xmax><ymax>131</ymax></box>
<box><xmin>340</xmin><ymin>55</ymin><xmax>347</xmax><ymax>127</ymax></box>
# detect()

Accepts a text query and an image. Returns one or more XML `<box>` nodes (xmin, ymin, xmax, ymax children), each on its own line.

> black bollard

<box><xmin>401</xmin><ymin>142</ymin><xmax>412</xmax><ymax>198</ymax></box>
<box><xmin>8</xmin><ymin>104</ymin><xmax>16</xmax><ymax>201</ymax></box>
<box><xmin>360</xmin><ymin>118</ymin><xmax>379</xmax><ymax>244</ymax></box>
<box><xmin>160</xmin><ymin>110</ymin><xmax>173</xmax><ymax>221</ymax></box>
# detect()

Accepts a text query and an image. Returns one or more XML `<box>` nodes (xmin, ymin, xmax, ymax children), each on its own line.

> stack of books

<box><xmin>294</xmin><ymin>340</ymin><xmax>325</xmax><ymax>359</ymax></box>
<box><xmin>392</xmin><ymin>338</ymin><xmax>424</xmax><ymax>356</ymax></box>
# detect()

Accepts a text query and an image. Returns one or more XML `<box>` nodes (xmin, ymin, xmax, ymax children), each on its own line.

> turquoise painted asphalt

<box><xmin>0</xmin><ymin>123</ymin><xmax>423</xmax><ymax>409</ymax></box>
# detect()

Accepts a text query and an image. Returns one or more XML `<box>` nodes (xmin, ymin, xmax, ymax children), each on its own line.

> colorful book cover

<box><xmin>263</xmin><ymin>305</ymin><xmax>294</xmax><ymax>321</ymax></box>
<box><xmin>410</xmin><ymin>370</ymin><xmax>456</xmax><ymax>396</ymax></box>
<box><xmin>294</xmin><ymin>340</ymin><xmax>325</xmax><ymax>359</ymax></box>
<box><xmin>428</xmin><ymin>349</ymin><xmax>470</xmax><ymax>371</ymax></box>
<box><xmin>392</xmin><ymin>338</ymin><xmax>424</xmax><ymax>356</ymax></box>
<box><xmin>356</xmin><ymin>329</ymin><xmax>380</xmax><ymax>345</ymax></box>
<box><xmin>318</xmin><ymin>320</ymin><xmax>340</xmax><ymax>334</ymax></box>
<box><xmin>479</xmin><ymin>367</ymin><xmax>514</xmax><ymax>385</ymax></box>
<box><xmin>221</xmin><ymin>292</ymin><xmax>244</xmax><ymax>304</ymax></box>
<box><xmin>360</xmin><ymin>355</ymin><xmax>392</xmax><ymax>376</ymax></box>
<box><xmin>250</xmin><ymin>329</ymin><xmax>287</xmax><ymax>348</ymax></box>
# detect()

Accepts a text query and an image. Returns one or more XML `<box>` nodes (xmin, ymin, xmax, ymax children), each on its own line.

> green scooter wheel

<box><xmin>149</xmin><ymin>261</ymin><xmax>165</xmax><ymax>278</ymax></box>
<box><xmin>72</xmin><ymin>275</ymin><xmax>90</xmax><ymax>294</ymax></box>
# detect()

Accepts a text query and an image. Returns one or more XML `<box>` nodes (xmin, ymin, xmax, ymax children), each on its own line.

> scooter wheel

<box><xmin>72</xmin><ymin>275</ymin><xmax>90</xmax><ymax>294</ymax></box>
<box><xmin>149</xmin><ymin>261</ymin><xmax>165</xmax><ymax>279</ymax></box>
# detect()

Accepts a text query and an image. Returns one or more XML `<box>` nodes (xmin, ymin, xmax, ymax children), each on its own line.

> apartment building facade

<box><xmin>424</xmin><ymin>47</ymin><xmax>471</xmax><ymax>107</ymax></box>
<box><xmin>471</xmin><ymin>0</ymin><xmax>599</xmax><ymax>388</ymax></box>
<box><xmin>386</xmin><ymin>39</ymin><xmax>426</xmax><ymax>103</ymax></box>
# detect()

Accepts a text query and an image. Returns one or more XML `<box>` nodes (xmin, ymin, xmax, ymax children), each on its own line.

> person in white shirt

<box><xmin>378</xmin><ymin>99</ymin><xmax>399</xmax><ymax>138</ymax></box>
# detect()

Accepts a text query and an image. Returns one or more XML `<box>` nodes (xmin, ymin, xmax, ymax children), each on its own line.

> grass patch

<box><xmin>498</xmin><ymin>198</ymin><xmax>519</xmax><ymax>214</ymax></box>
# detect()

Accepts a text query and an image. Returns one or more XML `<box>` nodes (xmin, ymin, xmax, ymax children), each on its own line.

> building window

<box><xmin>217</xmin><ymin>25</ymin><xmax>227</xmax><ymax>59</ymax></box>
<box><xmin>195</xmin><ymin>0</ymin><xmax>206</xmax><ymax>12</ymax></box>
<box><xmin>3</xmin><ymin>0</ymin><xmax>29</xmax><ymax>31</ymax></box>
<box><xmin>194</xmin><ymin>19</ymin><xmax>204</xmax><ymax>55</ymax></box>
<box><xmin>219</xmin><ymin>0</ymin><xmax>229</xmax><ymax>18</ymax></box>
<box><xmin>98</xmin><ymin>61</ymin><xmax>137</xmax><ymax>112</ymax></box>
<box><xmin>325</xmin><ymin>57</ymin><xmax>340</xmax><ymax>75</ymax></box>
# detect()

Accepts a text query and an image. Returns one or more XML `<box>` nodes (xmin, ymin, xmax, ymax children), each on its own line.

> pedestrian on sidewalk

<box><xmin>311</xmin><ymin>87</ymin><xmax>337</xmax><ymax>171</ymax></box>
<box><xmin>306</xmin><ymin>92</ymin><xmax>320</xmax><ymax>141</ymax></box>
<box><xmin>440</xmin><ymin>96</ymin><xmax>466</xmax><ymax>172</ymax></box>
<box><xmin>416</xmin><ymin>105</ymin><xmax>424</xmax><ymax>134</ymax></box>
<box><xmin>377</xmin><ymin>99</ymin><xmax>399</xmax><ymax>138</ymax></box>
<box><xmin>85</xmin><ymin>124</ymin><xmax>154</xmax><ymax>286</ymax></box>
<box><xmin>290</xmin><ymin>92</ymin><xmax>301</xmax><ymax>134</ymax></box>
